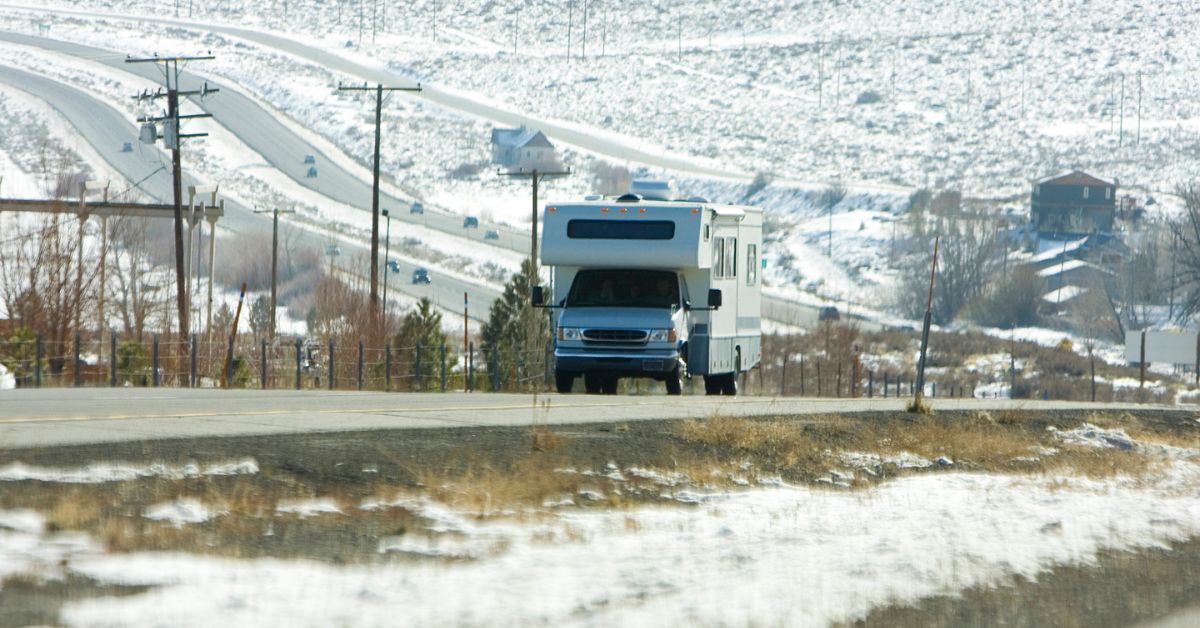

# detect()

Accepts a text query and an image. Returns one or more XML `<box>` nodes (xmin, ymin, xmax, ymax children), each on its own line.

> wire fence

<box><xmin>0</xmin><ymin>330</ymin><xmax>1169</xmax><ymax>402</ymax></box>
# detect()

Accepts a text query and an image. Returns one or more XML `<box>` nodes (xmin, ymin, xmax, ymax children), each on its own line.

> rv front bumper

<box><xmin>554</xmin><ymin>349</ymin><xmax>681</xmax><ymax>375</ymax></box>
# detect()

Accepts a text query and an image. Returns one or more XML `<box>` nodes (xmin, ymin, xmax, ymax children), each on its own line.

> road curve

<box><xmin>0</xmin><ymin>63</ymin><xmax>499</xmax><ymax>320</ymax></box>
<box><xmin>0</xmin><ymin>388</ymin><xmax>1180</xmax><ymax>449</ymax></box>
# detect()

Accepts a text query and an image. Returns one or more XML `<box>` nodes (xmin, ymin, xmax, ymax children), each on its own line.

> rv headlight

<box><xmin>648</xmin><ymin>328</ymin><xmax>677</xmax><ymax>343</ymax></box>
<box><xmin>558</xmin><ymin>327</ymin><xmax>582</xmax><ymax>341</ymax></box>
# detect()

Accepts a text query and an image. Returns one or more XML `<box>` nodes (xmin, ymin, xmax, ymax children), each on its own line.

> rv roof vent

<box><xmin>583</xmin><ymin>194</ymin><xmax>604</xmax><ymax>201</ymax></box>
<box><xmin>685</xmin><ymin>196</ymin><xmax>710</xmax><ymax>203</ymax></box>
<box><xmin>616</xmin><ymin>193</ymin><xmax>642</xmax><ymax>203</ymax></box>
<box><xmin>629</xmin><ymin>179</ymin><xmax>679</xmax><ymax>201</ymax></box>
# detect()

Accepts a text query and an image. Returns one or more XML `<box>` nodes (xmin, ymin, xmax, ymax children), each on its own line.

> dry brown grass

<box><xmin>530</xmin><ymin>425</ymin><xmax>568</xmax><ymax>452</ymax></box>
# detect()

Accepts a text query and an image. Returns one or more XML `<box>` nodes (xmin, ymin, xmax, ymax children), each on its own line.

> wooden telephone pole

<box><xmin>125</xmin><ymin>53</ymin><xmax>217</xmax><ymax>346</ymax></box>
<box><xmin>336</xmin><ymin>82</ymin><xmax>422</xmax><ymax>323</ymax></box>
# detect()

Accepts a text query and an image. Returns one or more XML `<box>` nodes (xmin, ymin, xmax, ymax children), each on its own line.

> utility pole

<box><xmin>567</xmin><ymin>0</ymin><xmax>573</xmax><ymax>62</ymax></box>
<box><xmin>498</xmin><ymin>166</ymin><xmax>572</xmax><ymax>284</ymax></box>
<box><xmin>126</xmin><ymin>53</ymin><xmax>217</xmax><ymax>345</ymax></box>
<box><xmin>254</xmin><ymin>206</ymin><xmax>295</xmax><ymax>338</ymax></box>
<box><xmin>1136</xmin><ymin>71</ymin><xmax>1143</xmax><ymax>146</ymax></box>
<box><xmin>913</xmin><ymin>236</ymin><xmax>940</xmax><ymax>409</ymax></box>
<box><xmin>336</xmin><ymin>82</ymin><xmax>422</xmax><ymax>327</ymax></box>
<box><xmin>817</xmin><ymin>40</ymin><xmax>823</xmax><ymax>109</ymax></box>
<box><xmin>582</xmin><ymin>0</ymin><xmax>588</xmax><ymax>60</ymax></box>
<box><xmin>1119</xmin><ymin>72</ymin><xmax>1125</xmax><ymax>147</ymax></box>
<box><xmin>381</xmin><ymin>207</ymin><xmax>392</xmax><ymax>322</ymax></box>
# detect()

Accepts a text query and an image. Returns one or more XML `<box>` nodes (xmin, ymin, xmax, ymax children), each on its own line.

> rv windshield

<box><xmin>566</xmin><ymin>270</ymin><xmax>680</xmax><ymax>309</ymax></box>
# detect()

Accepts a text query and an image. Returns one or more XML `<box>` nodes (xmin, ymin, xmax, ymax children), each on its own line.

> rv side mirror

<box><xmin>707</xmin><ymin>289</ymin><xmax>722</xmax><ymax>309</ymax></box>
<box><xmin>531</xmin><ymin>285</ymin><xmax>545</xmax><ymax>307</ymax></box>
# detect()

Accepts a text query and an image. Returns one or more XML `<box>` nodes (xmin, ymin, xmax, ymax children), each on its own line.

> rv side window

<box><xmin>713</xmin><ymin>237</ymin><xmax>724</xmax><ymax>278</ymax></box>
<box><xmin>567</xmin><ymin>220</ymin><xmax>675</xmax><ymax>240</ymax></box>
<box><xmin>725</xmin><ymin>238</ymin><xmax>737</xmax><ymax>278</ymax></box>
<box><xmin>747</xmin><ymin>244</ymin><xmax>757</xmax><ymax>286</ymax></box>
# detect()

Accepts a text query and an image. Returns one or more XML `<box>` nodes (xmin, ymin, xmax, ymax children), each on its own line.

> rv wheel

<box><xmin>584</xmin><ymin>373</ymin><xmax>604</xmax><ymax>394</ymax></box>
<box><xmin>664</xmin><ymin>368</ymin><xmax>682</xmax><ymax>395</ymax></box>
<box><xmin>703</xmin><ymin>376</ymin><xmax>721</xmax><ymax>396</ymax></box>
<box><xmin>555</xmin><ymin>370</ymin><xmax>575</xmax><ymax>394</ymax></box>
<box><xmin>721</xmin><ymin>352</ymin><xmax>740</xmax><ymax>396</ymax></box>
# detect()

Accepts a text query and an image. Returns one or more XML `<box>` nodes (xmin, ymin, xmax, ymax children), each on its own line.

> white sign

<box><xmin>1124</xmin><ymin>330</ymin><xmax>1198</xmax><ymax>365</ymax></box>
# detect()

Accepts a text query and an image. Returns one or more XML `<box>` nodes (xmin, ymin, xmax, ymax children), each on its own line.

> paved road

<box><xmin>0</xmin><ymin>388</ymin><xmax>1176</xmax><ymax>449</ymax></box>
<box><xmin>0</xmin><ymin>19</ymin><xmax>829</xmax><ymax>329</ymax></box>
<box><xmin>0</xmin><ymin>63</ymin><xmax>499</xmax><ymax>321</ymax></box>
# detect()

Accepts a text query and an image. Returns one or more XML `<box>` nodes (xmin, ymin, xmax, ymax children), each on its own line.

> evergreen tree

<box><xmin>396</xmin><ymin>297</ymin><xmax>448</xmax><ymax>388</ymax></box>
<box><xmin>480</xmin><ymin>259</ymin><xmax>550</xmax><ymax>391</ymax></box>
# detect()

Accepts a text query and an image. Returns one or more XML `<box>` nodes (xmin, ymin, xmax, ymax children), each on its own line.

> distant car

<box><xmin>818</xmin><ymin>305</ymin><xmax>841</xmax><ymax>322</ymax></box>
<box><xmin>411</xmin><ymin>267</ymin><xmax>431</xmax><ymax>284</ymax></box>
<box><xmin>121</xmin><ymin>142</ymin><xmax>133</xmax><ymax>152</ymax></box>
<box><xmin>462</xmin><ymin>216</ymin><xmax>479</xmax><ymax>228</ymax></box>
<box><xmin>303</xmin><ymin>154</ymin><xmax>316</xmax><ymax>164</ymax></box>
<box><xmin>387</xmin><ymin>259</ymin><xmax>400</xmax><ymax>273</ymax></box>
<box><xmin>306</xmin><ymin>166</ymin><xmax>318</xmax><ymax>178</ymax></box>
<box><xmin>409</xmin><ymin>202</ymin><xmax>424</xmax><ymax>214</ymax></box>
<box><xmin>484</xmin><ymin>229</ymin><xmax>500</xmax><ymax>240</ymax></box>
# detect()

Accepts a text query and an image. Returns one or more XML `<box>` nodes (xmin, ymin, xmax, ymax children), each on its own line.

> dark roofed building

<box><xmin>490</xmin><ymin>126</ymin><xmax>558</xmax><ymax>170</ymax></box>
<box><xmin>1031</xmin><ymin>170</ymin><xmax>1117</xmax><ymax>236</ymax></box>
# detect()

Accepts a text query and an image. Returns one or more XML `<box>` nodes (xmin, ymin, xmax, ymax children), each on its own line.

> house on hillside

<box><xmin>490</xmin><ymin>126</ymin><xmax>558</xmax><ymax>171</ymax></box>
<box><xmin>1030</xmin><ymin>170</ymin><xmax>1118</xmax><ymax>237</ymax></box>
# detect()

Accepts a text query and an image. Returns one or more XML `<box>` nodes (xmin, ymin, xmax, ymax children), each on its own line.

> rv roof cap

<box><xmin>583</xmin><ymin>194</ymin><xmax>603</xmax><ymax>201</ymax></box>
<box><xmin>629</xmin><ymin>179</ymin><xmax>679</xmax><ymax>201</ymax></box>
<box><xmin>685</xmin><ymin>196</ymin><xmax>710</xmax><ymax>203</ymax></box>
<box><xmin>616</xmin><ymin>193</ymin><xmax>642</xmax><ymax>202</ymax></box>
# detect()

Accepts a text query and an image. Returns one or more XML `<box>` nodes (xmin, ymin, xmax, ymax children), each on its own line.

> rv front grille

<box><xmin>583</xmin><ymin>329</ymin><xmax>648</xmax><ymax>343</ymax></box>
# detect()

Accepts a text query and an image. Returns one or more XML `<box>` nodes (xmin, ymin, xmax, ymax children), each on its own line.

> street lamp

<box><xmin>382</xmin><ymin>208</ymin><xmax>392</xmax><ymax>322</ymax></box>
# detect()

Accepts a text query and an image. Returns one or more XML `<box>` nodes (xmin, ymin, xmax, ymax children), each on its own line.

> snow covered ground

<box><xmin>3</xmin><ymin>445</ymin><xmax>1200</xmax><ymax>626</ymax></box>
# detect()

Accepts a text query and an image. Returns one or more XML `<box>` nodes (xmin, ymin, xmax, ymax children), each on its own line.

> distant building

<box><xmin>1030</xmin><ymin>170</ymin><xmax>1117</xmax><ymax>237</ymax></box>
<box><xmin>490</xmin><ymin>126</ymin><xmax>557</xmax><ymax>170</ymax></box>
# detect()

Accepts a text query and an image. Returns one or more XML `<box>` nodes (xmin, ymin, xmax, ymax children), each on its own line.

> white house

<box><xmin>490</xmin><ymin>126</ymin><xmax>557</xmax><ymax>170</ymax></box>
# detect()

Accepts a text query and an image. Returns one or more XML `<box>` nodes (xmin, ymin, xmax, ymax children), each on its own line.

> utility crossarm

<box><xmin>0</xmin><ymin>198</ymin><xmax>224</xmax><ymax>220</ymax></box>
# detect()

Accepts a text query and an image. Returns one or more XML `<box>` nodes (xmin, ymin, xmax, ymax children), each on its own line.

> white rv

<box><xmin>533</xmin><ymin>181</ymin><xmax>762</xmax><ymax>395</ymax></box>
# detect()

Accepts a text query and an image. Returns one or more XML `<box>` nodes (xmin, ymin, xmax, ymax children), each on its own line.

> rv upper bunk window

<box><xmin>567</xmin><ymin>219</ymin><xmax>675</xmax><ymax>240</ymax></box>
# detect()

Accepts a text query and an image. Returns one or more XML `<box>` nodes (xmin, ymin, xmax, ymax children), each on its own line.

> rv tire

<box><xmin>703</xmin><ymin>376</ymin><xmax>721</xmax><ymax>396</ymax></box>
<box><xmin>665</xmin><ymin>368</ymin><xmax>682</xmax><ymax>395</ymax></box>
<box><xmin>555</xmin><ymin>370</ymin><xmax>576</xmax><ymax>394</ymax></box>
<box><xmin>584</xmin><ymin>373</ymin><xmax>604</xmax><ymax>394</ymax></box>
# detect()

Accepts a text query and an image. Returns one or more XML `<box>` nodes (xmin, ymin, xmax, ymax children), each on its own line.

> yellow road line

<box><xmin>0</xmin><ymin>398</ymin><xmax>750</xmax><ymax>425</ymax></box>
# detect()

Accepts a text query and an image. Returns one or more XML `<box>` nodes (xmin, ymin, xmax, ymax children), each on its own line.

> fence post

<box><xmin>544</xmin><ymin>341</ymin><xmax>551</xmax><ymax>391</ymax></box>
<box><xmin>868</xmin><ymin>370</ymin><xmax>874</xmax><ymax>398</ymax></box>
<box><xmin>800</xmin><ymin>355</ymin><xmax>806</xmax><ymax>396</ymax></box>
<box><xmin>152</xmin><ymin>335</ymin><xmax>160</xmax><ymax>387</ymax></box>
<box><xmin>261</xmin><ymin>338</ymin><xmax>268</xmax><ymax>390</ymax></box>
<box><xmin>836</xmin><ymin>361</ymin><xmax>842</xmax><ymax>398</ymax></box>
<box><xmin>224</xmin><ymin>335</ymin><xmax>236</xmax><ymax>389</ymax></box>
<box><xmin>35</xmin><ymin>333</ymin><xmax>43</xmax><ymax>388</ymax></box>
<box><xmin>440</xmin><ymin>343</ymin><xmax>447</xmax><ymax>392</ymax></box>
<box><xmin>931</xmin><ymin>382</ymin><xmax>936</xmax><ymax>397</ymax></box>
<box><xmin>883</xmin><ymin>372</ymin><xmax>888</xmax><ymax>398</ymax></box>
<box><xmin>190</xmin><ymin>334</ymin><xmax>197</xmax><ymax>388</ymax></box>
<box><xmin>468</xmin><ymin>341</ymin><xmax>474</xmax><ymax>392</ymax></box>
<box><xmin>294</xmin><ymin>338</ymin><xmax>302</xmax><ymax>390</ymax></box>
<box><xmin>357</xmin><ymin>340</ymin><xmax>364</xmax><ymax>391</ymax></box>
<box><xmin>490</xmin><ymin>350</ymin><xmax>500</xmax><ymax>392</ymax></box>
<box><xmin>385</xmin><ymin>344</ymin><xmax>392</xmax><ymax>392</ymax></box>
<box><xmin>329</xmin><ymin>340</ymin><xmax>336</xmax><ymax>391</ymax></box>
<box><xmin>815</xmin><ymin>361</ymin><xmax>822</xmax><ymax>397</ymax></box>
<box><xmin>71</xmin><ymin>331</ymin><xmax>80</xmax><ymax>387</ymax></box>
<box><xmin>110</xmin><ymin>332</ymin><xmax>117</xmax><ymax>387</ymax></box>
<box><xmin>780</xmin><ymin>352</ymin><xmax>788</xmax><ymax>397</ymax></box>
<box><xmin>415</xmin><ymin>343</ymin><xmax>423</xmax><ymax>391</ymax></box>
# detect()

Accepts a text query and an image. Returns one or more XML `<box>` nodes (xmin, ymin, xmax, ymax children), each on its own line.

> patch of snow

<box><xmin>43</xmin><ymin>462</ymin><xmax>1200</xmax><ymax>627</ymax></box>
<box><xmin>0</xmin><ymin>459</ymin><xmax>259</xmax><ymax>483</ymax></box>
<box><xmin>275</xmin><ymin>498</ymin><xmax>343</xmax><ymax>518</ymax></box>
<box><xmin>144</xmin><ymin>499</ymin><xmax>220</xmax><ymax>527</ymax></box>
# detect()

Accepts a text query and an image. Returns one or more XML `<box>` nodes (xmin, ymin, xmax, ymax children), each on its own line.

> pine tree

<box><xmin>480</xmin><ymin>259</ymin><xmax>550</xmax><ymax>391</ymax></box>
<box><xmin>395</xmin><ymin>297</ymin><xmax>447</xmax><ymax>388</ymax></box>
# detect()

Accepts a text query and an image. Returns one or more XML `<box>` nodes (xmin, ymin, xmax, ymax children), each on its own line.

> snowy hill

<box><xmin>1</xmin><ymin>0</ymin><xmax>1196</xmax><ymax>315</ymax></box>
